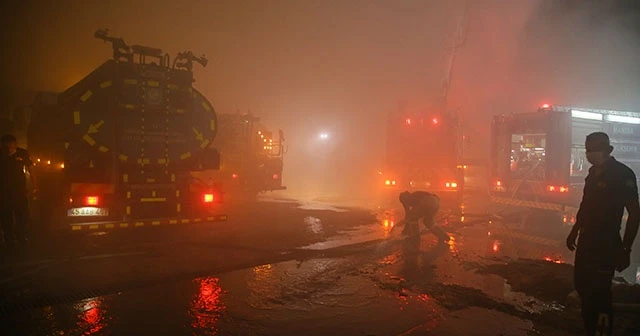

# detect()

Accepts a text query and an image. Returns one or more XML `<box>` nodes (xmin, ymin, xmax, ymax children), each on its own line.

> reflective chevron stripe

<box><xmin>70</xmin><ymin>215</ymin><xmax>228</xmax><ymax>231</ymax></box>
<box><xmin>490</xmin><ymin>196</ymin><xmax>579</xmax><ymax>212</ymax></box>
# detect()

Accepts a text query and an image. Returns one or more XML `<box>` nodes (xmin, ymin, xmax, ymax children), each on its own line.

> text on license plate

<box><xmin>67</xmin><ymin>207</ymin><xmax>110</xmax><ymax>217</ymax></box>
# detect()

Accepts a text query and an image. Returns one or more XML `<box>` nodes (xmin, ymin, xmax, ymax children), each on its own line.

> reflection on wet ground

<box><xmin>191</xmin><ymin>277</ymin><xmax>226</xmax><ymax>335</ymax></box>
<box><xmin>2</xmin><ymin>200</ymin><xmax>626</xmax><ymax>335</ymax></box>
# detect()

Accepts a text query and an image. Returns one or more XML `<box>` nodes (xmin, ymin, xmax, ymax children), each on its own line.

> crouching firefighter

<box><xmin>395</xmin><ymin>191</ymin><xmax>450</xmax><ymax>243</ymax></box>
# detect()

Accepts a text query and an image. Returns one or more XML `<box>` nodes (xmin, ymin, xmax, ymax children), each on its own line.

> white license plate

<box><xmin>67</xmin><ymin>207</ymin><xmax>110</xmax><ymax>217</ymax></box>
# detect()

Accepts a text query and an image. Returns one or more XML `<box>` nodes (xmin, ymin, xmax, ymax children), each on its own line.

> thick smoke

<box><xmin>511</xmin><ymin>0</ymin><xmax>640</xmax><ymax>111</ymax></box>
<box><xmin>448</xmin><ymin>0</ymin><xmax>640</xmax><ymax>159</ymax></box>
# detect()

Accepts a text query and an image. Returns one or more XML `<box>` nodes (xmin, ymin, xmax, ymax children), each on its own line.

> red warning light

<box><xmin>540</xmin><ymin>103</ymin><xmax>551</xmax><ymax>109</ymax></box>
<box><xmin>432</xmin><ymin>118</ymin><xmax>439</xmax><ymax>125</ymax></box>
<box><xmin>232</xmin><ymin>173</ymin><xmax>238</xmax><ymax>179</ymax></box>
<box><xmin>273</xmin><ymin>173</ymin><xmax>279</xmax><ymax>179</ymax></box>
<box><xmin>203</xmin><ymin>193</ymin><xmax>214</xmax><ymax>203</ymax></box>
<box><xmin>405</xmin><ymin>118</ymin><xmax>412</xmax><ymax>125</ymax></box>
<box><xmin>84</xmin><ymin>196</ymin><xmax>100</xmax><ymax>206</ymax></box>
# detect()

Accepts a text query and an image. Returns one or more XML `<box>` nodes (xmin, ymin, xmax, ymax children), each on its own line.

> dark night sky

<box><xmin>2</xmin><ymin>0</ymin><xmax>640</xmax><ymax>198</ymax></box>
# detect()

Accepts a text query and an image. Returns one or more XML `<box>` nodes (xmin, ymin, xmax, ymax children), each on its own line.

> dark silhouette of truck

<box><xmin>26</xmin><ymin>30</ymin><xmax>226</xmax><ymax>230</ymax></box>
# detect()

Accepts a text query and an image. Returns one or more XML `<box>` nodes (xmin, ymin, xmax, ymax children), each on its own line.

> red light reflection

<box><xmin>383</xmin><ymin>218</ymin><xmax>396</xmax><ymax>237</ymax></box>
<box><xmin>74</xmin><ymin>298</ymin><xmax>107</xmax><ymax>335</ymax></box>
<box><xmin>544</xmin><ymin>256</ymin><xmax>564</xmax><ymax>264</ymax></box>
<box><xmin>190</xmin><ymin>277</ymin><xmax>226</xmax><ymax>333</ymax></box>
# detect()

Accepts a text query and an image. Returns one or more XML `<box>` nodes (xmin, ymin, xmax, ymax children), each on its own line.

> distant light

<box><xmin>540</xmin><ymin>103</ymin><xmax>551</xmax><ymax>109</ymax></box>
<box><xmin>60</xmin><ymin>163</ymin><xmax>65</xmax><ymax>169</ymax></box>
<box><xmin>258</xmin><ymin>131</ymin><xmax>262</xmax><ymax>135</ymax></box>
<box><xmin>232</xmin><ymin>173</ymin><xmax>238</xmax><ymax>179</ymax></box>
<box><xmin>273</xmin><ymin>173</ymin><xmax>279</xmax><ymax>179</ymax></box>
<box><xmin>571</xmin><ymin>110</ymin><xmax>603</xmax><ymax>121</ymax></box>
<box><xmin>405</xmin><ymin>118</ymin><xmax>412</xmax><ymax>125</ymax></box>
<box><xmin>319</xmin><ymin>133</ymin><xmax>329</xmax><ymax>140</ymax></box>
<box><xmin>47</xmin><ymin>160</ymin><xmax>51</xmax><ymax>165</ymax></box>
<box><xmin>432</xmin><ymin>118</ymin><xmax>439</xmax><ymax>125</ymax></box>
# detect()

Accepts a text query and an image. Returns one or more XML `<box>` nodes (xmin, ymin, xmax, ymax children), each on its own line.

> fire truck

<box><xmin>26</xmin><ymin>30</ymin><xmax>226</xmax><ymax>231</ymax></box>
<box><xmin>193</xmin><ymin>112</ymin><xmax>285</xmax><ymax>198</ymax></box>
<box><xmin>380</xmin><ymin>2</ymin><xmax>468</xmax><ymax>206</ymax></box>
<box><xmin>381</xmin><ymin>103</ymin><xmax>465</xmax><ymax>205</ymax></box>
<box><xmin>489</xmin><ymin>104</ymin><xmax>640</xmax><ymax>227</ymax></box>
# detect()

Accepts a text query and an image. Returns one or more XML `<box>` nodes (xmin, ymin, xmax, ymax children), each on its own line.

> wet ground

<box><xmin>1</xmin><ymin>194</ymin><xmax>639</xmax><ymax>335</ymax></box>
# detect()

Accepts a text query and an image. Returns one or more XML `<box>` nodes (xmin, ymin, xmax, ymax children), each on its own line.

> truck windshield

<box><xmin>510</xmin><ymin>133</ymin><xmax>546</xmax><ymax>180</ymax></box>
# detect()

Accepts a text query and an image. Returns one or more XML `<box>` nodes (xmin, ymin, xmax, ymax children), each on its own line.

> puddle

<box><xmin>296</xmin><ymin>202</ymin><xmax>349</xmax><ymax>212</ymax></box>
<box><xmin>304</xmin><ymin>216</ymin><xmax>324</xmax><ymax>234</ymax></box>
<box><xmin>7</xmin><ymin>257</ymin><xmax>445</xmax><ymax>336</ymax></box>
<box><xmin>299</xmin><ymin>224</ymin><xmax>387</xmax><ymax>250</ymax></box>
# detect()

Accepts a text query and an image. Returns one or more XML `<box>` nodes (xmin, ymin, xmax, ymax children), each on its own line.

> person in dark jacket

<box><xmin>396</xmin><ymin>190</ymin><xmax>449</xmax><ymax>243</ymax></box>
<box><xmin>566</xmin><ymin>132</ymin><xmax>640</xmax><ymax>336</ymax></box>
<box><xmin>1</xmin><ymin>134</ymin><xmax>36</xmax><ymax>248</ymax></box>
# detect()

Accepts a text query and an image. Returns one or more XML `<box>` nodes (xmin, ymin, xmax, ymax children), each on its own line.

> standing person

<box><xmin>0</xmin><ymin>134</ymin><xmax>36</xmax><ymax>249</ymax></box>
<box><xmin>566</xmin><ymin>132</ymin><xmax>640</xmax><ymax>336</ymax></box>
<box><xmin>397</xmin><ymin>190</ymin><xmax>449</xmax><ymax>243</ymax></box>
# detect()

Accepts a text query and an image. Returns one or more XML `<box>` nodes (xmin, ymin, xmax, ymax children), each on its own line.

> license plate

<box><xmin>67</xmin><ymin>207</ymin><xmax>110</xmax><ymax>217</ymax></box>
